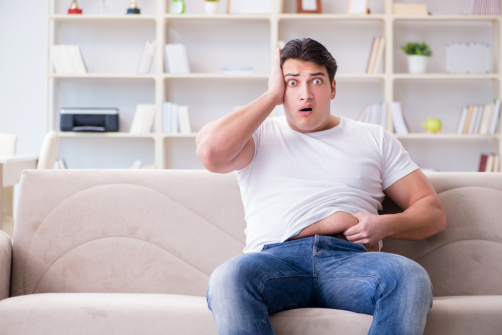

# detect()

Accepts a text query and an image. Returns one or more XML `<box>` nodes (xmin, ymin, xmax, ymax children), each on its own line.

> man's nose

<box><xmin>300</xmin><ymin>84</ymin><xmax>313</xmax><ymax>100</ymax></box>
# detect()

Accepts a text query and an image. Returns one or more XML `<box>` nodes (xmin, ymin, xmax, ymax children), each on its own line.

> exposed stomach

<box><xmin>288</xmin><ymin>211</ymin><xmax>379</xmax><ymax>252</ymax></box>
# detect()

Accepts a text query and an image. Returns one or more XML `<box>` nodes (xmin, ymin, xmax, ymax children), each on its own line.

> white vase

<box><xmin>407</xmin><ymin>55</ymin><xmax>428</xmax><ymax>74</ymax></box>
<box><xmin>204</xmin><ymin>1</ymin><xmax>219</xmax><ymax>15</ymax></box>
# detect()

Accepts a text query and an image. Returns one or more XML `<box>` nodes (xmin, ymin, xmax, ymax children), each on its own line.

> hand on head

<box><xmin>268</xmin><ymin>47</ymin><xmax>285</xmax><ymax>106</ymax></box>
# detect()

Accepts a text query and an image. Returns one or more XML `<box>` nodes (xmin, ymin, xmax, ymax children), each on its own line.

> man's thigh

<box><xmin>207</xmin><ymin>236</ymin><xmax>317</xmax><ymax>314</ymax></box>
<box><xmin>314</xmin><ymin>236</ymin><xmax>432</xmax><ymax>315</ymax></box>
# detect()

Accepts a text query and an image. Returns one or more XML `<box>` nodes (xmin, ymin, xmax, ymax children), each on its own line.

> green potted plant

<box><xmin>204</xmin><ymin>0</ymin><xmax>219</xmax><ymax>15</ymax></box>
<box><xmin>400</xmin><ymin>42</ymin><xmax>433</xmax><ymax>74</ymax></box>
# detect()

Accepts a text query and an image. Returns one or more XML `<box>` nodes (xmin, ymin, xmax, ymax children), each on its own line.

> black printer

<box><xmin>60</xmin><ymin>108</ymin><xmax>119</xmax><ymax>132</ymax></box>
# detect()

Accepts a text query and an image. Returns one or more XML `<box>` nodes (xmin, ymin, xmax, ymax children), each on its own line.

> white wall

<box><xmin>0</xmin><ymin>0</ymin><xmax>498</xmax><ymax>174</ymax></box>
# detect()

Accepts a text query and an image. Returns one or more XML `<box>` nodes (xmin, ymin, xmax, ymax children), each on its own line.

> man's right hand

<box><xmin>267</xmin><ymin>47</ymin><xmax>285</xmax><ymax>106</ymax></box>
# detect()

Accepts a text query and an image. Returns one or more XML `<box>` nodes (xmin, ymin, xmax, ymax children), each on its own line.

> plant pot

<box><xmin>204</xmin><ymin>1</ymin><xmax>219</xmax><ymax>15</ymax></box>
<box><xmin>407</xmin><ymin>55</ymin><xmax>428</xmax><ymax>74</ymax></box>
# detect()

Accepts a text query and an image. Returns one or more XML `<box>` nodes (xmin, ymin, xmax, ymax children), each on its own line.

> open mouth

<box><xmin>300</xmin><ymin>107</ymin><xmax>313</xmax><ymax>112</ymax></box>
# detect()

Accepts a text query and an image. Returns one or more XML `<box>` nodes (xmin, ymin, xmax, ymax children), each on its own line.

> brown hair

<box><xmin>280</xmin><ymin>38</ymin><xmax>338</xmax><ymax>86</ymax></box>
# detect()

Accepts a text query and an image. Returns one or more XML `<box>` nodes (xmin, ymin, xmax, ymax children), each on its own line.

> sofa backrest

<box><xmin>11</xmin><ymin>170</ymin><xmax>502</xmax><ymax>298</ymax></box>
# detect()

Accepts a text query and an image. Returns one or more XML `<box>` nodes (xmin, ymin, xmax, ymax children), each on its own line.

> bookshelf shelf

<box><xmin>278</xmin><ymin>14</ymin><xmax>386</xmax><ymax>21</ymax></box>
<box><xmin>49</xmin><ymin>15</ymin><xmax>157</xmax><ymax>21</ymax></box>
<box><xmin>392</xmin><ymin>74</ymin><xmax>500</xmax><ymax>80</ymax></box>
<box><xmin>163</xmin><ymin>73</ymin><xmax>269</xmax><ymax>79</ymax></box>
<box><xmin>392</xmin><ymin>15</ymin><xmax>500</xmax><ymax>21</ymax></box>
<box><xmin>49</xmin><ymin>73</ymin><xmax>156</xmax><ymax>79</ymax></box>
<box><xmin>45</xmin><ymin>0</ymin><xmax>502</xmax><ymax>171</ymax></box>
<box><xmin>164</xmin><ymin>14</ymin><xmax>270</xmax><ymax>21</ymax></box>
<box><xmin>395</xmin><ymin>133</ymin><xmax>498</xmax><ymax>139</ymax></box>
<box><xmin>58</xmin><ymin>132</ymin><xmax>156</xmax><ymax>138</ymax></box>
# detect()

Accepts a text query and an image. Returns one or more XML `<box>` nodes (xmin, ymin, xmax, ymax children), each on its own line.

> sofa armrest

<box><xmin>0</xmin><ymin>230</ymin><xmax>12</xmax><ymax>300</ymax></box>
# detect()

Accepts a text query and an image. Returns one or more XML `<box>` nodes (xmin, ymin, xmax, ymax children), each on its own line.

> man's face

<box><xmin>282</xmin><ymin>59</ymin><xmax>336</xmax><ymax>133</ymax></box>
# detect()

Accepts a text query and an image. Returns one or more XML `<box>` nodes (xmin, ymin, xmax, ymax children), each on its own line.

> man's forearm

<box><xmin>381</xmin><ymin>195</ymin><xmax>446</xmax><ymax>240</ymax></box>
<box><xmin>196</xmin><ymin>91</ymin><xmax>277</xmax><ymax>165</ymax></box>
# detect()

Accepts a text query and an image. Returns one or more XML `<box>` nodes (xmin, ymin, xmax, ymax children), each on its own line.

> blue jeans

<box><xmin>207</xmin><ymin>235</ymin><xmax>433</xmax><ymax>335</ymax></box>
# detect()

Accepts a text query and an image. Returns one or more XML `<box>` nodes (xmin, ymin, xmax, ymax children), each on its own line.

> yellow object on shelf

<box><xmin>393</xmin><ymin>3</ymin><xmax>428</xmax><ymax>16</ymax></box>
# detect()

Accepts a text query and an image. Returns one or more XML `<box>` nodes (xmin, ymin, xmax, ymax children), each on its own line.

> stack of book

<box><xmin>479</xmin><ymin>153</ymin><xmax>500</xmax><ymax>172</ymax></box>
<box><xmin>137</xmin><ymin>40</ymin><xmax>157</xmax><ymax>74</ymax></box>
<box><xmin>366</xmin><ymin>37</ymin><xmax>385</xmax><ymax>74</ymax></box>
<box><xmin>356</xmin><ymin>102</ymin><xmax>387</xmax><ymax>128</ymax></box>
<box><xmin>50</xmin><ymin>45</ymin><xmax>87</xmax><ymax>74</ymax></box>
<box><xmin>391</xmin><ymin>102</ymin><xmax>410</xmax><ymax>135</ymax></box>
<box><xmin>163</xmin><ymin>102</ymin><xmax>192</xmax><ymax>134</ymax></box>
<box><xmin>164</xmin><ymin>44</ymin><xmax>191</xmax><ymax>74</ymax></box>
<box><xmin>456</xmin><ymin>100</ymin><xmax>501</xmax><ymax>134</ymax></box>
<box><xmin>129</xmin><ymin>104</ymin><xmax>156</xmax><ymax>134</ymax></box>
<box><xmin>461</xmin><ymin>0</ymin><xmax>500</xmax><ymax>15</ymax></box>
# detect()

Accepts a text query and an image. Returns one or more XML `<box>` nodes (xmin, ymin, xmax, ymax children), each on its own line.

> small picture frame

<box><xmin>348</xmin><ymin>0</ymin><xmax>370</xmax><ymax>15</ymax></box>
<box><xmin>296</xmin><ymin>0</ymin><xmax>322</xmax><ymax>14</ymax></box>
<box><xmin>227</xmin><ymin>0</ymin><xmax>284</xmax><ymax>14</ymax></box>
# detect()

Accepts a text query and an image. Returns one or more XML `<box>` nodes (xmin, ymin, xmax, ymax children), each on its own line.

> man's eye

<box><xmin>313</xmin><ymin>78</ymin><xmax>322</xmax><ymax>84</ymax></box>
<box><xmin>288</xmin><ymin>80</ymin><xmax>297</xmax><ymax>87</ymax></box>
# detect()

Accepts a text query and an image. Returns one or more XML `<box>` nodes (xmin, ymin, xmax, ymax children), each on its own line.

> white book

<box><xmin>493</xmin><ymin>154</ymin><xmax>500</xmax><ymax>172</ymax></box>
<box><xmin>372</xmin><ymin>37</ymin><xmax>385</xmax><ymax>74</ymax></box>
<box><xmin>357</xmin><ymin>105</ymin><xmax>369</xmax><ymax>122</ymax></box>
<box><xmin>72</xmin><ymin>46</ymin><xmax>88</xmax><ymax>74</ymax></box>
<box><xmin>164</xmin><ymin>44</ymin><xmax>171</xmax><ymax>73</ymax></box>
<box><xmin>486</xmin><ymin>154</ymin><xmax>494</xmax><ymax>172</ymax></box>
<box><xmin>181</xmin><ymin>44</ymin><xmax>191</xmax><ymax>73</ymax></box>
<box><xmin>162</xmin><ymin>102</ymin><xmax>170</xmax><ymax>133</ymax></box>
<box><xmin>145</xmin><ymin>41</ymin><xmax>157</xmax><ymax>74</ymax></box>
<box><xmin>380</xmin><ymin>102</ymin><xmax>387</xmax><ymax>128</ymax></box>
<box><xmin>474</xmin><ymin>104</ymin><xmax>484</xmax><ymax>133</ymax></box>
<box><xmin>62</xmin><ymin>45</ymin><xmax>78</xmax><ymax>74</ymax></box>
<box><xmin>479</xmin><ymin>104</ymin><xmax>492</xmax><ymax>134</ymax></box>
<box><xmin>178</xmin><ymin>106</ymin><xmax>192</xmax><ymax>133</ymax></box>
<box><xmin>50</xmin><ymin>45</ymin><xmax>67</xmax><ymax>74</ymax></box>
<box><xmin>470</xmin><ymin>105</ymin><xmax>481</xmax><ymax>134</ymax></box>
<box><xmin>166</xmin><ymin>44</ymin><xmax>177</xmax><ymax>73</ymax></box>
<box><xmin>130</xmin><ymin>105</ymin><xmax>147</xmax><ymax>134</ymax></box>
<box><xmin>362</xmin><ymin>104</ymin><xmax>372</xmax><ymax>123</ymax></box>
<box><xmin>391</xmin><ymin>102</ymin><xmax>408</xmax><ymax>135</ymax></box>
<box><xmin>174</xmin><ymin>44</ymin><xmax>184</xmax><ymax>74</ymax></box>
<box><xmin>456</xmin><ymin>107</ymin><xmax>468</xmax><ymax>134</ymax></box>
<box><xmin>489</xmin><ymin>99</ymin><xmax>501</xmax><ymax>134</ymax></box>
<box><xmin>171</xmin><ymin>103</ymin><xmax>179</xmax><ymax>133</ymax></box>
<box><xmin>137</xmin><ymin>41</ymin><xmax>151</xmax><ymax>74</ymax></box>
<box><xmin>165</xmin><ymin>102</ymin><xmax>172</xmax><ymax>133</ymax></box>
<box><xmin>143</xmin><ymin>105</ymin><xmax>156</xmax><ymax>133</ymax></box>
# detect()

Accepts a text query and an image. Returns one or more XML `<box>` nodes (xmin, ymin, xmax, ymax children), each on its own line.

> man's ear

<box><xmin>330</xmin><ymin>79</ymin><xmax>336</xmax><ymax>100</ymax></box>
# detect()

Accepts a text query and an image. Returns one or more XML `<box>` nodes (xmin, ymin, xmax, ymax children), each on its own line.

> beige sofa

<box><xmin>0</xmin><ymin>169</ymin><xmax>501</xmax><ymax>335</ymax></box>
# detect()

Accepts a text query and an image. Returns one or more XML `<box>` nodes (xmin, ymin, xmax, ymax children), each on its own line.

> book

<box><xmin>461</xmin><ymin>0</ymin><xmax>500</xmax><ymax>15</ymax></box>
<box><xmin>164</xmin><ymin>43</ymin><xmax>190</xmax><ymax>74</ymax></box>
<box><xmin>137</xmin><ymin>40</ymin><xmax>156</xmax><ymax>74</ymax></box>
<box><xmin>372</xmin><ymin>37</ymin><xmax>385</xmax><ymax>74</ymax></box>
<box><xmin>456</xmin><ymin>107</ymin><xmax>468</xmax><ymax>134</ymax></box>
<box><xmin>391</xmin><ymin>101</ymin><xmax>409</xmax><ymax>135</ymax></box>
<box><xmin>50</xmin><ymin>45</ymin><xmax>87</xmax><ymax>74</ymax></box>
<box><xmin>178</xmin><ymin>106</ymin><xmax>192</xmax><ymax>134</ymax></box>
<box><xmin>366</xmin><ymin>37</ymin><xmax>378</xmax><ymax>74</ymax></box>
<box><xmin>485</xmin><ymin>154</ymin><xmax>494</xmax><ymax>172</ymax></box>
<box><xmin>489</xmin><ymin>99</ymin><xmax>501</xmax><ymax>134</ymax></box>
<box><xmin>479</xmin><ymin>154</ymin><xmax>488</xmax><ymax>171</ymax></box>
<box><xmin>130</xmin><ymin>104</ymin><xmax>156</xmax><ymax>134</ymax></box>
<box><xmin>479</xmin><ymin>104</ymin><xmax>492</xmax><ymax>135</ymax></box>
<box><xmin>494</xmin><ymin>154</ymin><xmax>501</xmax><ymax>172</ymax></box>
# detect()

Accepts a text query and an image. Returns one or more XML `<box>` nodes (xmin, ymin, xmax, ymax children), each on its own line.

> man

<box><xmin>195</xmin><ymin>38</ymin><xmax>446</xmax><ymax>335</ymax></box>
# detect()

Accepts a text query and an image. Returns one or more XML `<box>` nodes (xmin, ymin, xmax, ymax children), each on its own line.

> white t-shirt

<box><xmin>235</xmin><ymin>115</ymin><xmax>419</xmax><ymax>253</ymax></box>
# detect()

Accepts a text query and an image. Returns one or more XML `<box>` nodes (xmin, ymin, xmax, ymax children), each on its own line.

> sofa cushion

<box><xmin>1</xmin><ymin>293</ymin><xmax>501</xmax><ymax>335</ymax></box>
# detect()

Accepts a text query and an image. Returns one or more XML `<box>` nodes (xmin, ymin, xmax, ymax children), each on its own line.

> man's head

<box><xmin>280</xmin><ymin>38</ymin><xmax>338</xmax><ymax>133</ymax></box>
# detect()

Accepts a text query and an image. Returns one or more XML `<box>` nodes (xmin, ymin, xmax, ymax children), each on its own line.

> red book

<box><xmin>479</xmin><ymin>154</ymin><xmax>488</xmax><ymax>172</ymax></box>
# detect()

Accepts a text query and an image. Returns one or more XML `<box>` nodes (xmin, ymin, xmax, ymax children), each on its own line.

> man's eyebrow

<box><xmin>284</xmin><ymin>72</ymin><xmax>326</xmax><ymax>77</ymax></box>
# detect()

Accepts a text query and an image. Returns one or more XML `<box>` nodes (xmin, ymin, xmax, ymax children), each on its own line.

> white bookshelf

<box><xmin>46</xmin><ymin>0</ymin><xmax>502</xmax><ymax>170</ymax></box>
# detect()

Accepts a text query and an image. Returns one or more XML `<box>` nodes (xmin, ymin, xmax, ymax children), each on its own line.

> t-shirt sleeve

<box><xmin>380</xmin><ymin>128</ymin><xmax>420</xmax><ymax>190</ymax></box>
<box><xmin>235</xmin><ymin>120</ymin><xmax>264</xmax><ymax>173</ymax></box>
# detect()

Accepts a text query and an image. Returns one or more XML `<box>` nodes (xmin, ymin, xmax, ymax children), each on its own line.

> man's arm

<box><xmin>344</xmin><ymin>169</ymin><xmax>446</xmax><ymax>246</ymax></box>
<box><xmin>196</xmin><ymin>48</ymin><xmax>285</xmax><ymax>173</ymax></box>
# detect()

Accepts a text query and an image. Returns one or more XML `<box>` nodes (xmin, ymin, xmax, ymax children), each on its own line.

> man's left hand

<box><xmin>343</xmin><ymin>212</ymin><xmax>387</xmax><ymax>247</ymax></box>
